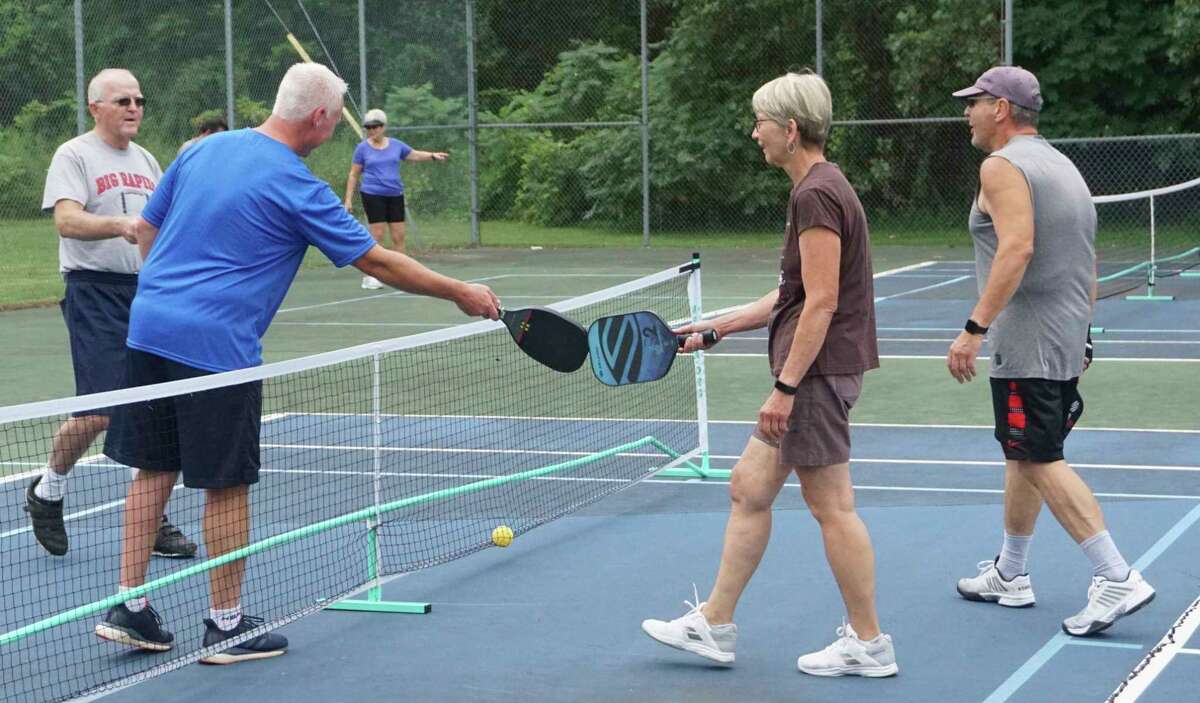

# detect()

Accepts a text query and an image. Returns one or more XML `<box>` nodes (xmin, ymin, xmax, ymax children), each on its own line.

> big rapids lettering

<box><xmin>95</xmin><ymin>172</ymin><xmax>156</xmax><ymax>195</ymax></box>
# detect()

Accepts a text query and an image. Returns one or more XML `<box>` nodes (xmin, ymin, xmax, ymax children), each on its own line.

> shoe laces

<box><xmin>680</xmin><ymin>584</ymin><xmax>704</xmax><ymax>617</ymax></box>
<box><xmin>159</xmin><ymin>521</ymin><xmax>183</xmax><ymax>538</ymax></box>
<box><xmin>822</xmin><ymin>618</ymin><xmax>857</xmax><ymax>654</ymax></box>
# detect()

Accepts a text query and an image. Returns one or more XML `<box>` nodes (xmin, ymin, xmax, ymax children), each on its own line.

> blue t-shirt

<box><xmin>130</xmin><ymin>129</ymin><xmax>376</xmax><ymax>372</ymax></box>
<box><xmin>352</xmin><ymin>138</ymin><xmax>412</xmax><ymax>196</ymax></box>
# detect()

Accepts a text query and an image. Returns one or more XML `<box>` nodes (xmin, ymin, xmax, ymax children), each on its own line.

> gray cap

<box><xmin>952</xmin><ymin>66</ymin><xmax>1043</xmax><ymax>112</ymax></box>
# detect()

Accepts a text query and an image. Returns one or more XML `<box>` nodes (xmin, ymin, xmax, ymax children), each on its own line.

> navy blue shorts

<box><xmin>61</xmin><ymin>271</ymin><xmax>137</xmax><ymax>417</ymax></box>
<box><xmin>103</xmin><ymin>349</ymin><xmax>263</xmax><ymax>489</ymax></box>
<box><xmin>360</xmin><ymin>192</ymin><xmax>405</xmax><ymax>223</ymax></box>
<box><xmin>990</xmin><ymin>378</ymin><xmax>1083</xmax><ymax>463</ymax></box>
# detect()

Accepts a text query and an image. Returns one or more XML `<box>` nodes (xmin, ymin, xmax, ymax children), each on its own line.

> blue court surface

<box><xmin>3</xmin><ymin>260</ymin><xmax>1197</xmax><ymax>703</ymax></box>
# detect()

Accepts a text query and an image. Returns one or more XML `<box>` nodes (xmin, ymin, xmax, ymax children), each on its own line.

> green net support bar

<box><xmin>1</xmin><ymin>435</ymin><xmax>680</xmax><ymax>647</ymax></box>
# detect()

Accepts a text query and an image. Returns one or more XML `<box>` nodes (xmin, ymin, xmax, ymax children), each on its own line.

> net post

<box><xmin>1125</xmin><ymin>195</ymin><xmax>1175</xmax><ymax>301</ymax></box>
<box><xmin>329</xmin><ymin>352</ymin><xmax>431</xmax><ymax>614</ymax></box>
<box><xmin>681</xmin><ymin>252</ymin><xmax>713</xmax><ymax>478</ymax></box>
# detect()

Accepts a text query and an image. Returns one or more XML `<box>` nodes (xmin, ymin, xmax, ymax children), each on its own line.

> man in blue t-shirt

<box><xmin>95</xmin><ymin>63</ymin><xmax>499</xmax><ymax>664</ymax></box>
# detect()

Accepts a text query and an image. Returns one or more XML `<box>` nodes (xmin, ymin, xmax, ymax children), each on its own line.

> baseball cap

<box><xmin>952</xmin><ymin>66</ymin><xmax>1043</xmax><ymax>112</ymax></box>
<box><xmin>362</xmin><ymin>108</ymin><xmax>387</xmax><ymax>127</ymax></box>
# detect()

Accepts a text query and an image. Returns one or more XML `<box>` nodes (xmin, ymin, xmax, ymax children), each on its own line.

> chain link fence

<box><xmin>1</xmin><ymin>0</ymin><xmax>1196</xmax><ymax>254</ymax></box>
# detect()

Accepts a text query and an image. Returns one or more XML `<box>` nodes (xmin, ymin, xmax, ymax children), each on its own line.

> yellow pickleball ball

<box><xmin>491</xmin><ymin>525</ymin><xmax>514</xmax><ymax>548</ymax></box>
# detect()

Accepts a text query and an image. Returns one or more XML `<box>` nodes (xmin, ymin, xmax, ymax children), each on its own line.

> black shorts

<box><xmin>61</xmin><ymin>271</ymin><xmax>138</xmax><ymax>417</ymax></box>
<box><xmin>360</xmin><ymin>192</ymin><xmax>405</xmax><ymax>224</ymax></box>
<box><xmin>103</xmin><ymin>349</ymin><xmax>262</xmax><ymax>489</ymax></box>
<box><xmin>990</xmin><ymin>377</ymin><xmax>1083</xmax><ymax>463</ymax></box>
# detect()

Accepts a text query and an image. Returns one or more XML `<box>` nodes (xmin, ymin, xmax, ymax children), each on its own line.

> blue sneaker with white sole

<box><xmin>199</xmin><ymin>615</ymin><xmax>288</xmax><ymax>664</ymax></box>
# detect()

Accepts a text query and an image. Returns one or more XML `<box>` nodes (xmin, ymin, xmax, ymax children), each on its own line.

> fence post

<box><xmin>641</xmin><ymin>0</ymin><xmax>650</xmax><ymax>247</ymax></box>
<box><xmin>466</xmin><ymin>0</ymin><xmax>480</xmax><ymax>247</ymax></box>
<box><xmin>74</xmin><ymin>0</ymin><xmax>84</xmax><ymax>136</ymax></box>
<box><xmin>358</xmin><ymin>0</ymin><xmax>367</xmax><ymax>112</ymax></box>
<box><xmin>1003</xmin><ymin>0</ymin><xmax>1013</xmax><ymax>65</ymax></box>
<box><xmin>815</xmin><ymin>0</ymin><xmax>824</xmax><ymax>75</ymax></box>
<box><xmin>225</xmin><ymin>0</ymin><xmax>235</xmax><ymax>128</ymax></box>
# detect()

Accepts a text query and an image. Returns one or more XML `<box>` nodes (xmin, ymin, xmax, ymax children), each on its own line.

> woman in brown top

<box><xmin>641</xmin><ymin>71</ymin><xmax>896</xmax><ymax>677</ymax></box>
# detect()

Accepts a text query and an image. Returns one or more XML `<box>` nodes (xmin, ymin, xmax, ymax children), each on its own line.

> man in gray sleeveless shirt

<box><xmin>24</xmin><ymin>69</ymin><xmax>196</xmax><ymax>560</ymax></box>
<box><xmin>946</xmin><ymin>66</ymin><xmax>1154</xmax><ymax>637</ymax></box>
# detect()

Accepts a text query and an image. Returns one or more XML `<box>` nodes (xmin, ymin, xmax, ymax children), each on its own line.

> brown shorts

<box><xmin>752</xmin><ymin>373</ymin><xmax>862</xmax><ymax>467</ymax></box>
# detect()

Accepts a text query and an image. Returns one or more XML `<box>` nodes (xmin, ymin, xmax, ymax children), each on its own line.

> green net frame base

<box><xmin>1125</xmin><ymin>293</ymin><xmax>1175</xmax><ymax>301</ymax></box>
<box><xmin>327</xmin><ymin>594</ymin><xmax>431</xmax><ymax>614</ymax></box>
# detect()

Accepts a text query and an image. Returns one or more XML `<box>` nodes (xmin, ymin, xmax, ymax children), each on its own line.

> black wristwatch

<box><xmin>774</xmin><ymin>379</ymin><xmax>799</xmax><ymax>395</ymax></box>
<box><xmin>965</xmin><ymin>319</ymin><xmax>989</xmax><ymax>336</ymax></box>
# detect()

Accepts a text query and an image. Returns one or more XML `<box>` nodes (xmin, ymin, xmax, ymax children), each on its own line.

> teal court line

<box><xmin>982</xmin><ymin>501</ymin><xmax>1200</xmax><ymax>703</ymax></box>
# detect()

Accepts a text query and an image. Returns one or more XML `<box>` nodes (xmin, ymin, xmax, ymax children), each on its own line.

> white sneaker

<box><xmin>640</xmin><ymin>586</ymin><xmax>736</xmax><ymax>664</ymax></box>
<box><xmin>957</xmin><ymin>558</ymin><xmax>1036</xmax><ymax>607</ymax></box>
<box><xmin>1062</xmin><ymin>569</ymin><xmax>1155</xmax><ymax>637</ymax></box>
<box><xmin>361</xmin><ymin>276</ymin><xmax>383</xmax><ymax>290</ymax></box>
<box><xmin>797</xmin><ymin>621</ymin><xmax>898</xmax><ymax>677</ymax></box>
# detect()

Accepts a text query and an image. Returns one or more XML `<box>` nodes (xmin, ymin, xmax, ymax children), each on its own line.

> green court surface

<box><xmin>1</xmin><ymin>245</ymin><xmax>1196</xmax><ymax>433</ymax></box>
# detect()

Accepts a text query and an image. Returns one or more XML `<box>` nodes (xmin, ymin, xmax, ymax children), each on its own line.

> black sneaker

<box><xmin>152</xmin><ymin>516</ymin><xmax>198</xmax><ymax>558</ymax></box>
<box><xmin>199</xmin><ymin>615</ymin><xmax>288</xmax><ymax>665</ymax></box>
<box><xmin>24</xmin><ymin>477</ymin><xmax>67</xmax><ymax>556</ymax></box>
<box><xmin>95</xmin><ymin>603</ymin><xmax>174</xmax><ymax>651</ymax></box>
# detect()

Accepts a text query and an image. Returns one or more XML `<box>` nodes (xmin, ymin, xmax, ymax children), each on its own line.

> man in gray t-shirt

<box><xmin>24</xmin><ymin>68</ymin><xmax>195</xmax><ymax>560</ymax></box>
<box><xmin>946</xmin><ymin>66</ymin><xmax>1153</xmax><ymax>638</ymax></box>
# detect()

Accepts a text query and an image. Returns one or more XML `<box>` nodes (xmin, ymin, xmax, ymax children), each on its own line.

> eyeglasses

<box><xmin>364</xmin><ymin>123</ymin><xmax>384</xmax><ymax>129</ymax></box>
<box><xmin>98</xmin><ymin>96</ymin><xmax>146</xmax><ymax>108</ymax></box>
<box><xmin>965</xmin><ymin>96</ymin><xmax>998</xmax><ymax>107</ymax></box>
<box><xmin>750</xmin><ymin>117</ymin><xmax>779</xmax><ymax>132</ymax></box>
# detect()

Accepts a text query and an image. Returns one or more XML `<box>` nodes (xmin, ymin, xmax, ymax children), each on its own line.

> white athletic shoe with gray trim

<box><xmin>361</xmin><ymin>276</ymin><xmax>383</xmax><ymax>290</ymax></box>
<box><xmin>1062</xmin><ymin>569</ymin><xmax>1155</xmax><ymax>637</ymax></box>
<box><xmin>957</xmin><ymin>558</ymin><xmax>1036</xmax><ymax>607</ymax></box>
<box><xmin>641</xmin><ymin>585</ymin><xmax>736</xmax><ymax>664</ymax></box>
<box><xmin>796</xmin><ymin>621</ymin><xmax>898</xmax><ymax>677</ymax></box>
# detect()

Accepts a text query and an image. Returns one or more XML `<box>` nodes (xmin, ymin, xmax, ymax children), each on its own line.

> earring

<box><xmin>786</xmin><ymin>141</ymin><xmax>797</xmax><ymax>155</ymax></box>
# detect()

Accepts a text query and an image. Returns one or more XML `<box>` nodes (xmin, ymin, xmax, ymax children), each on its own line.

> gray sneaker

<box><xmin>1062</xmin><ymin>570</ymin><xmax>1155</xmax><ymax>637</ymax></box>
<box><xmin>641</xmin><ymin>585</ymin><xmax>736</xmax><ymax>664</ymax></box>
<box><xmin>957</xmin><ymin>557</ymin><xmax>1036</xmax><ymax>607</ymax></box>
<box><xmin>797</xmin><ymin>621</ymin><xmax>898</xmax><ymax>677</ymax></box>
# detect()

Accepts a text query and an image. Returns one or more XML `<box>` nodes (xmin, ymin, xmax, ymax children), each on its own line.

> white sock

<box><xmin>997</xmin><ymin>532</ymin><xmax>1033</xmax><ymax>580</ymax></box>
<box><xmin>211</xmin><ymin>606</ymin><xmax>243</xmax><ymax>632</ymax></box>
<box><xmin>130</xmin><ymin>467</ymin><xmax>140</xmax><ymax>482</ymax></box>
<box><xmin>1080</xmin><ymin>530</ymin><xmax>1131</xmax><ymax>582</ymax></box>
<box><xmin>34</xmin><ymin>467</ymin><xmax>69</xmax><ymax>502</ymax></box>
<box><xmin>120</xmin><ymin>586</ymin><xmax>147</xmax><ymax>613</ymax></box>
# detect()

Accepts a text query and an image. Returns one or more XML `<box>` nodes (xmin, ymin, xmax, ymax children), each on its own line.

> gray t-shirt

<box><xmin>42</xmin><ymin>131</ymin><xmax>163</xmax><ymax>274</ymax></box>
<box><xmin>970</xmin><ymin>135</ymin><xmax>1095</xmax><ymax>380</ymax></box>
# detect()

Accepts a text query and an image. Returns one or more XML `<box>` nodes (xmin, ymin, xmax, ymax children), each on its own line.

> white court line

<box><xmin>256</xmin><ymin>443</ymin><xmax>1200</xmax><ymax>473</ymax></box>
<box><xmin>1107</xmin><ymin>596</ymin><xmax>1200</xmax><ymax>701</ymax></box>
<box><xmin>277</xmin><ymin>274</ymin><xmax>511</xmax><ymax>314</ymax></box>
<box><xmin>874</xmin><ymin>275</ymin><xmax>973</xmax><ymax>303</ymax></box>
<box><xmin>704</xmin><ymin>352</ymin><xmax>1200</xmax><ymax>363</ymax></box>
<box><xmin>719</xmin><ymin>336</ymin><xmax>1200</xmax><ymax>345</ymax></box>
<box><xmin>879</xmin><ymin>327</ymin><xmax>1200</xmax><ymax>335</ymax></box>
<box><xmin>700</xmin><ymin>261</ymin><xmax>939</xmax><ymax>320</ymax></box>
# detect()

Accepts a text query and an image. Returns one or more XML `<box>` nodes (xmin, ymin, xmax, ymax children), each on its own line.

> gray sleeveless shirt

<box><xmin>969</xmin><ymin>135</ymin><xmax>1095</xmax><ymax>380</ymax></box>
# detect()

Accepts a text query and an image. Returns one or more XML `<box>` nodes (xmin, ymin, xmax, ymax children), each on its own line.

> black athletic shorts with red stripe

<box><xmin>989</xmin><ymin>378</ymin><xmax>1083</xmax><ymax>463</ymax></box>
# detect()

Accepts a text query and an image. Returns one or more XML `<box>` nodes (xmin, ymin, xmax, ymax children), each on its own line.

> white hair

<box><xmin>272</xmin><ymin>63</ymin><xmax>347</xmax><ymax>121</ymax></box>
<box><xmin>87</xmin><ymin>68</ymin><xmax>138</xmax><ymax>102</ymax></box>
<box><xmin>752</xmin><ymin>71</ymin><xmax>832</xmax><ymax>148</ymax></box>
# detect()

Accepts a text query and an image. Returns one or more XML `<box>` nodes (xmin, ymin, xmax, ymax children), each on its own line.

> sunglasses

<box><xmin>364</xmin><ymin>123</ymin><xmax>384</xmax><ymax>129</ymax></box>
<box><xmin>965</xmin><ymin>96</ymin><xmax>998</xmax><ymax>107</ymax></box>
<box><xmin>99</xmin><ymin>96</ymin><xmax>147</xmax><ymax>108</ymax></box>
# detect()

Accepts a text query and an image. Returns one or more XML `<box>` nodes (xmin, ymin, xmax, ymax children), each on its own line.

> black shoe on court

<box><xmin>152</xmin><ymin>516</ymin><xmax>198</xmax><ymax>558</ymax></box>
<box><xmin>95</xmin><ymin>603</ymin><xmax>174</xmax><ymax>651</ymax></box>
<box><xmin>24</xmin><ymin>476</ymin><xmax>68</xmax><ymax>556</ymax></box>
<box><xmin>199</xmin><ymin>615</ymin><xmax>288</xmax><ymax>665</ymax></box>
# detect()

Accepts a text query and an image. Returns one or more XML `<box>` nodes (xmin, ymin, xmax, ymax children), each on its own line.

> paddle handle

<box><xmin>675</xmin><ymin>329</ymin><xmax>719</xmax><ymax>349</ymax></box>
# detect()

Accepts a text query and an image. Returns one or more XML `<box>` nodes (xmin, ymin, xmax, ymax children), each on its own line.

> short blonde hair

<box><xmin>272</xmin><ymin>63</ymin><xmax>347</xmax><ymax>121</ymax></box>
<box><xmin>752</xmin><ymin>71</ymin><xmax>832</xmax><ymax>149</ymax></box>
